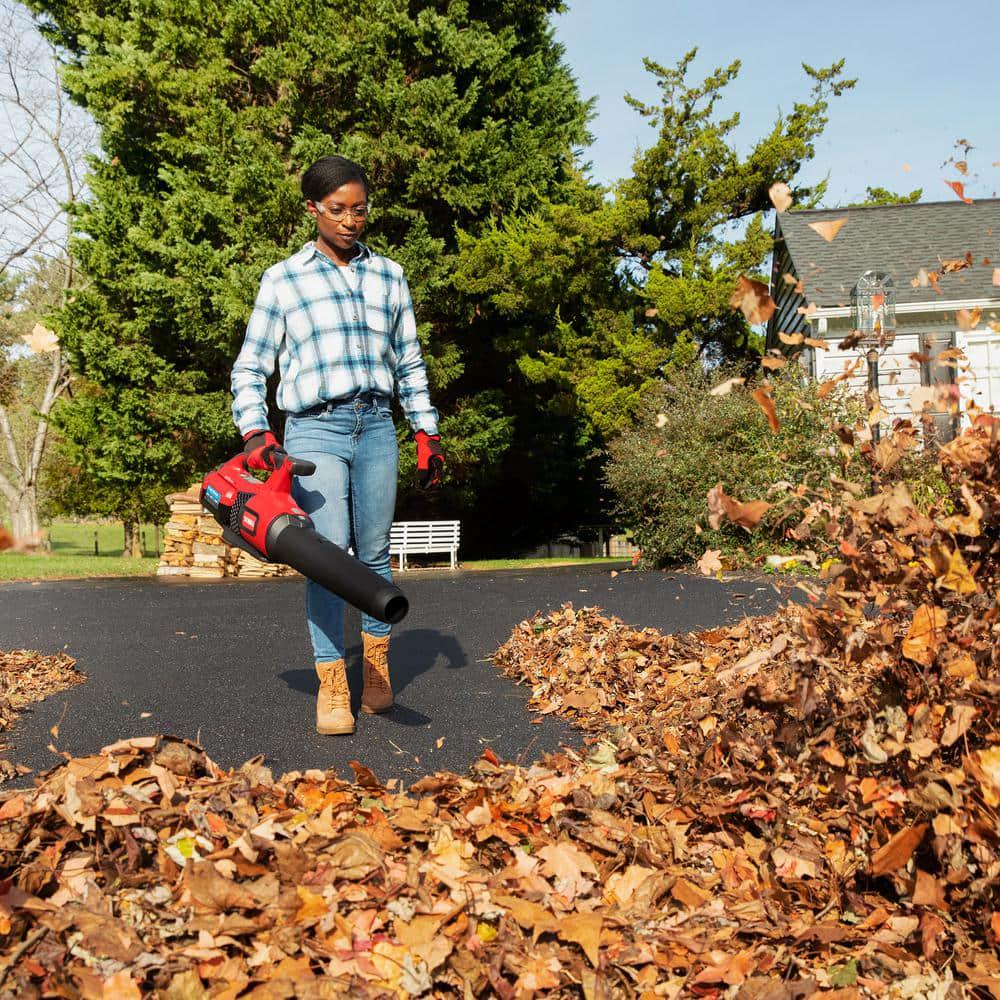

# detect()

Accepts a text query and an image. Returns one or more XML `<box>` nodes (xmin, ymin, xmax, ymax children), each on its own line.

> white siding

<box><xmin>812</xmin><ymin>333</ymin><xmax>922</xmax><ymax>421</ymax></box>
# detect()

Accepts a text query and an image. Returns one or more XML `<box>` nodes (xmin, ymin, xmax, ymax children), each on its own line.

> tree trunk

<box><xmin>123</xmin><ymin>520</ymin><xmax>143</xmax><ymax>558</ymax></box>
<box><xmin>9</xmin><ymin>489</ymin><xmax>40</xmax><ymax>542</ymax></box>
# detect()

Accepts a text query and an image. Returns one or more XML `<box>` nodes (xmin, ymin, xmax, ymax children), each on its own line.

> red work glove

<box><xmin>415</xmin><ymin>430</ymin><xmax>444</xmax><ymax>490</ymax></box>
<box><xmin>243</xmin><ymin>429</ymin><xmax>287</xmax><ymax>471</ymax></box>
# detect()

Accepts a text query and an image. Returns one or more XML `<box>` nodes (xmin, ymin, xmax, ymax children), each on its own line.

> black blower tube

<box><xmin>268</xmin><ymin>522</ymin><xmax>409</xmax><ymax>625</ymax></box>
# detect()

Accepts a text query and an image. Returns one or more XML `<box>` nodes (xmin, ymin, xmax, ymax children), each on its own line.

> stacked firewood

<box><xmin>156</xmin><ymin>486</ymin><xmax>296</xmax><ymax>580</ymax></box>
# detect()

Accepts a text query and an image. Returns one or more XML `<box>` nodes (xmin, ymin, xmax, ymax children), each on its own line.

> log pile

<box><xmin>156</xmin><ymin>486</ymin><xmax>297</xmax><ymax>580</ymax></box>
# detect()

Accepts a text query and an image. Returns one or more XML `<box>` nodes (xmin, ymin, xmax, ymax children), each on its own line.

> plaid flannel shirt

<box><xmin>231</xmin><ymin>241</ymin><xmax>439</xmax><ymax>437</ymax></box>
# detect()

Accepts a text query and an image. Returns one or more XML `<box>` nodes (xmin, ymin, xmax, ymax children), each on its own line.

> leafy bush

<box><xmin>605</xmin><ymin>365</ymin><xmax>866</xmax><ymax>566</ymax></box>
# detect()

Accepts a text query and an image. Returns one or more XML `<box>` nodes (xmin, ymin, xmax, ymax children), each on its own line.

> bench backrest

<box><xmin>389</xmin><ymin>520</ymin><xmax>460</xmax><ymax>551</ymax></box>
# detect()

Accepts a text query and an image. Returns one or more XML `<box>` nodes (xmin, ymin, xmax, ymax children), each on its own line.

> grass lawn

<box><xmin>0</xmin><ymin>521</ymin><xmax>630</xmax><ymax>581</ymax></box>
<box><xmin>442</xmin><ymin>556</ymin><xmax>628</xmax><ymax>572</ymax></box>
<box><xmin>0</xmin><ymin>520</ymin><xmax>160</xmax><ymax>582</ymax></box>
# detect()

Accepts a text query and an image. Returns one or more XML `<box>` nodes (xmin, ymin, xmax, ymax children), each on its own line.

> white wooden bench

<box><xmin>390</xmin><ymin>520</ymin><xmax>460</xmax><ymax>570</ymax></box>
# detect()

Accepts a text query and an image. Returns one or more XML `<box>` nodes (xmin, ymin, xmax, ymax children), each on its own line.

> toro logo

<box><xmin>241</xmin><ymin>510</ymin><xmax>258</xmax><ymax>533</ymax></box>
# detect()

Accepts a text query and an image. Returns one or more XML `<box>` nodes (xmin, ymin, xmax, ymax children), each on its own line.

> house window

<box><xmin>959</xmin><ymin>327</ymin><xmax>1000</xmax><ymax>420</ymax></box>
<box><xmin>919</xmin><ymin>330</ymin><xmax>958</xmax><ymax>445</ymax></box>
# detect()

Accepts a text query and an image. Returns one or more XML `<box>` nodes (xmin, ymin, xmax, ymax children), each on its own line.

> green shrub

<box><xmin>605</xmin><ymin>365</ymin><xmax>866</xmax><ymax>567</ymax></box>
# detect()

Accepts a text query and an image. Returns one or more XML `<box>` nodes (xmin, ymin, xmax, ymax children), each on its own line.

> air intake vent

<box><xmin>230</xmin><ymin>492</ymin><xmax>254</xmax><ymax>532</ymax></box>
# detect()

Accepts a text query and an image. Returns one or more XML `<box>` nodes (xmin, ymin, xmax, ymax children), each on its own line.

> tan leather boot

<box><xmin>315</xmin><ymin>659</ymin><xmax>354</xmax><ymax>735</ymax></box>
<box><xmin>361</xmin><ymin>633</ymin><xmax>393</xmax><ymax>714</ymax></box>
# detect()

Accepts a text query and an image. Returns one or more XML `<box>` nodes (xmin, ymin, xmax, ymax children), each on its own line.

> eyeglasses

<box><xmin>313</xmin><ymin>202</ymin><xmax>369</xmax><ymax>222</ymax></box>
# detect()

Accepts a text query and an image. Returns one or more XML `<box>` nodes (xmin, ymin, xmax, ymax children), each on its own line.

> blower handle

<box><xmin>287</xmin><ymin>456</ymin><xmax>317</xmax><ymax>477</ymax></box>
<box><xmin>242</xmin><ymin>454</ymin><xmax>316</xmax><ymax>494</ymax></box>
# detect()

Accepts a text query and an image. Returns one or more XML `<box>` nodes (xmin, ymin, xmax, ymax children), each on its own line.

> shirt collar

<box><xmin>300</xmin><ymin>240</ymin><xmax>373</xmax><ymax>266</ymax></box>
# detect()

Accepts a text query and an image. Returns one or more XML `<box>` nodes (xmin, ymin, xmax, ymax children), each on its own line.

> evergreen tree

<box><xmin>25</xmin><ymin>0</ymin><xmax>591</xmax><ymax>552</ymax></box>
<box><xmin>618</xmin><ymin>51</ymin><xmax>855</xmax><ymax>363</ymax></box>
<box><xmin>852</xmin><ymin>185</ymin><xmax>923</xmax><ymax>206</ymax></box>
<box><xmin>453</xmin><ymin>51</ymin><xmax>856</xmax><ymax>488</ymax></box>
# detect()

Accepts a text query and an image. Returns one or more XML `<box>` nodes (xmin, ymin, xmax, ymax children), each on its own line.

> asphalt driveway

<box><xmin>2</xmin><ymin>565</ymin><xmax>793</xmax><ymax>790</ymax></box>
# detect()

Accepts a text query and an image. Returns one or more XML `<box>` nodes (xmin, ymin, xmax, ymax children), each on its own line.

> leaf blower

<box><xmin>199</xmin><ymin>450</ymin><xmax>408</xmax><ymax>625</ymax></box>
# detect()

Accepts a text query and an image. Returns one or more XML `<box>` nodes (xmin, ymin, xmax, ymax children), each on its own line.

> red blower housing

<box><xmin>200</xmin><ymin>450</ymin><xmax>408</xmax><ymax>625</ymax></box>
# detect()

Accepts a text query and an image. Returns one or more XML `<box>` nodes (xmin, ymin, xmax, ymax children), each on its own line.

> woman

<box><xmin>231</xmin><ymin>155</ymin><xmax>444</xmax><ymax>735</ymax></box>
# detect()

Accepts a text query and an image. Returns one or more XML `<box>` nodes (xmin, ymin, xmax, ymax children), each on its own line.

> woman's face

<box><xmin>307</xmin><ymin>180</ymin><xmax>369</xmax><ymax>254</ymax></box>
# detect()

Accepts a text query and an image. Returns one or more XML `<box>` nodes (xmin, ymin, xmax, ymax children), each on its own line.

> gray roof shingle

<box><xmin>775</xmin><ymin>199</ymin><xmax>1000</xmax><ymax>308</ymax></box>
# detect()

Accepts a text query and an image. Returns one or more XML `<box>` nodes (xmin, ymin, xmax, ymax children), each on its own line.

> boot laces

<box><xmin>318</xmin><ymin>663</ymin><xmax>349</xmax><ymax>709</ymax></box>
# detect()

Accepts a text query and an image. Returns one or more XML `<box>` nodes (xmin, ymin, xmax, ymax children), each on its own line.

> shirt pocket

<box><xmin>363</xmin><ymin>285</ymin><xmax>393</xmax><ymax>336</ymax></box>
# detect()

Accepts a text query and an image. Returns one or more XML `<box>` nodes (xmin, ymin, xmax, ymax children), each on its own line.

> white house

<box><xmin>766</xmin><ymin>199</ymin><xmax>1000</xmax><ymax>441</ymax></box>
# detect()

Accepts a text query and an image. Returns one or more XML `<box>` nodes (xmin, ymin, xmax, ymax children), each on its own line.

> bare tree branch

<box><xmin>0</xmin><ymin>0</ymin><xmax>93</xmax><ymax>275</ymax></box>
<box><xmin>0</xmin><ymin>0</ymin><xmax>94</xmax><ymax>534</ymax></box>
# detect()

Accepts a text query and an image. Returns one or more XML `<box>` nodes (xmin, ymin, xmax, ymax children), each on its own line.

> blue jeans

<box><xmin>283</xmin><ymin>392</ymin><xmax>398</xmax><ymax>664</ymax></box>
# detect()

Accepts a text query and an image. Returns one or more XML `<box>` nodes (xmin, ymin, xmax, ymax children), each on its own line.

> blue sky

<box><xmin>553</xmin><ymin>0</ymin><xmax>999</xmax><ymax>207</ymax></box>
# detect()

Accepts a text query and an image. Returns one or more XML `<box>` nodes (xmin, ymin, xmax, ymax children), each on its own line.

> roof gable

<box><xmin>774</xmin><ymin>199</ymin><xmax>1000</xmax><ymax>308</ymax></box>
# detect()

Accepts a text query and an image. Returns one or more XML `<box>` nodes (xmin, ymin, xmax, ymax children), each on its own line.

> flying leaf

<box><xmin>761</xmin><ymin>355</ymin><xmax>787</xmax><ymax>371</ymax></box>
<box><xmin>807</xmin><ymin>217</ymin><xmax>848</xmax><ymax>242</ymax></box>
<box><xmin>778</xmin><ymin>331</ymin><xmax>804</xmax><ymax>345</ymax></box>
<box><xmin>940</xmin><ymin>252</ymin><xmax>972</xmax><ymax>273</ymax></box>
<box><xmin>21</xmin><ymin>323</ymin><xmax>59</xmax><ymax>354</ymax></box>
<box><xmin>902</xmin><ymin>605</ymin><xmax>948</xmax><ymax>666</ymax></box>
<box><xmin>910</xmin><ymin>385</ymin><xmax>940</xmax><ymax>413</ymax></box>
<box><xmin>730</xmin><ymin>276</ymin><xmax>776</xmax><ymax>325</ymax></box>
<box><xmin>751</xmin><ymin>385</ymin><xmax>780</xmax><ymax>432</ymax></box>
<box><xmin>957</xmin><ymin>307</ymin><xmax>981</xmax><ymax>331</ymax></box>
<box><xmin>870</xmin><ymin>824</ymin><xmax>927</xmax><ymax>876</ymax></box>
<box><xmin>973</xmin><ymin>747</ymin><xmax>1000</xmax><ymax>807</ymax></box>
<box><xmin>768</xmin><ymin>182</ymin><xmax>793</xmax><ymax>213</ymax></box>
<box><xmin>936</xmin><ymin>483</ymin><xmax>983</xmax><ymax>537</ymax></box>
<box><xmin>993</xmin><ymin>268</ymin><xmax>1000</xmax><ymax>286</ymax></box>
<box><xmin>348</xmin><ymin>760</ymin><xmax>382</xmax><ymax>788</ymax></box>
<box><xmin>709</xmin><ymin>376</ymin><xmax>744</xmax><ymax>396</ymax></box>
<box><xmin>943</xmin><ymin>179</ymin><xmax>973</xmax><ymax>203</ymax></box>
<box><xmin>697</xmin><ymin>549</ymin><xmax>723</xmax><ymax>576</ymax></box>
<box><xmin>934</xmin><ymin>546</ymin><xmax>977</xmax><ymax>595</ymax></box>
<box><xmin>707</xmin><ymin>484</ymin><xmax>770</xmax><ymax>532</ymax></box>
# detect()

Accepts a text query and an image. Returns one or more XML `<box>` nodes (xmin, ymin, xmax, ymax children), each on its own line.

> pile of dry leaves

<box><xmin>0</xmin><ymin>417</ymin><xmax>998</xmax><ymax>998</ymax></box>
<box><xmin>0</xmin><ymin>650</ymin><xmax>83</xmax><ymax>784</ymax></box>
<box><xmin>497</xmin><ymin>416</ymin><xmax>1000</xmax><ymax>994</ymax></box>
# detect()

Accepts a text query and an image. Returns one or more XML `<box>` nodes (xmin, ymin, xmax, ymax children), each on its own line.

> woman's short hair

<box><xmin>301</xmin><ymin>156</ymin><xmax>370</xmax><ymax>202</ymax></box>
